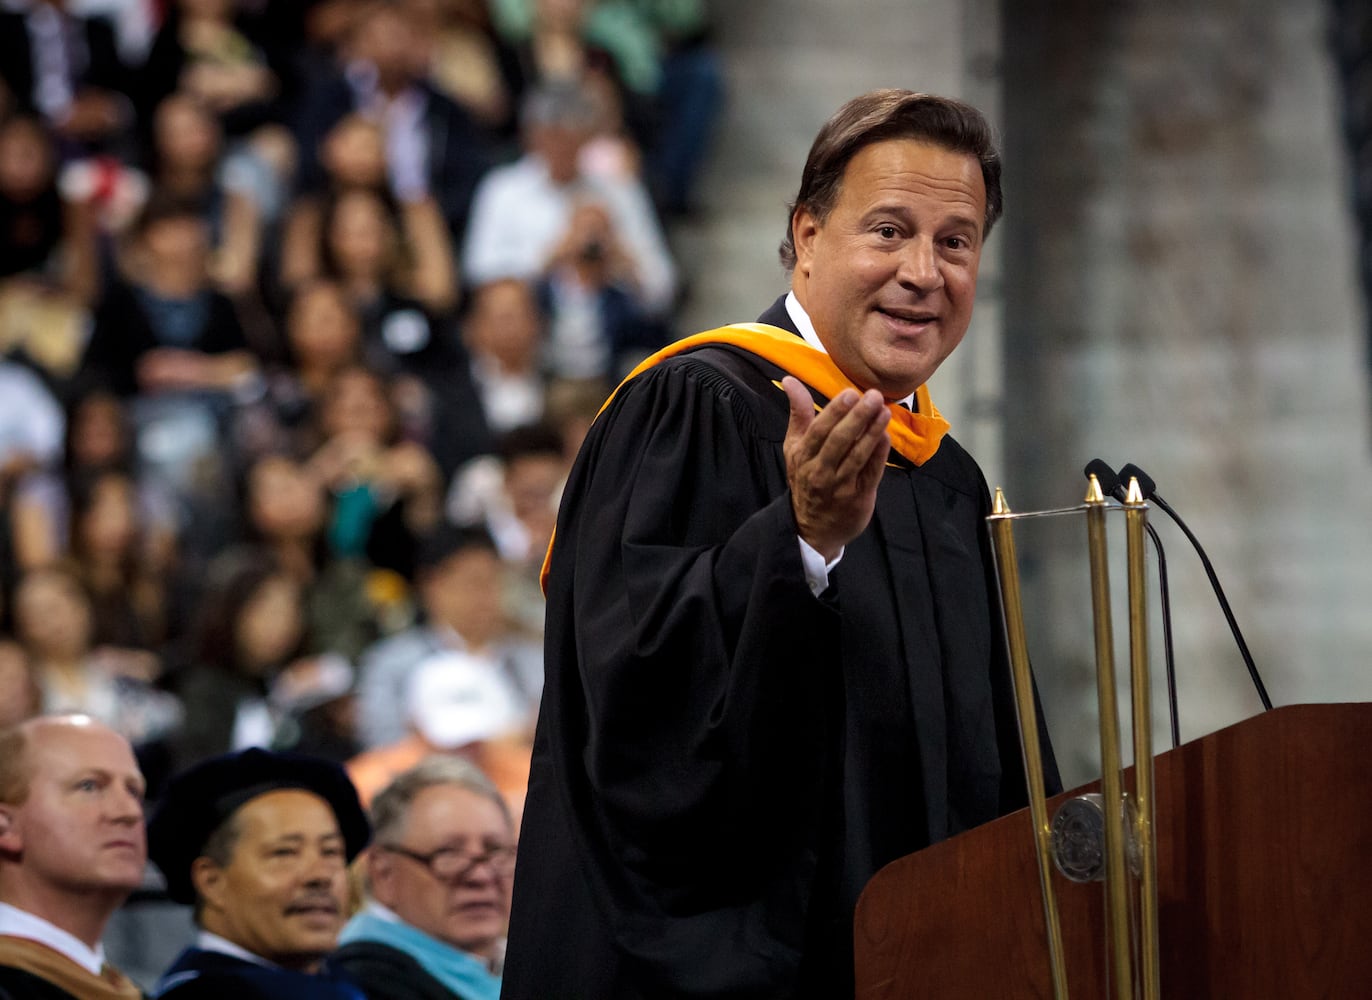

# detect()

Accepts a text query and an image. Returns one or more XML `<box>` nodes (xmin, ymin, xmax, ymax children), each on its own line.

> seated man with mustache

<box><xmin>331</xmin><ymin>756</ymin><xmax>514</xmax><ymax>1000</ymax></box>
<box><xmin>146</xmin><ymin>748</ymin><xmax>371</xmax><ymax>999</ymax></box>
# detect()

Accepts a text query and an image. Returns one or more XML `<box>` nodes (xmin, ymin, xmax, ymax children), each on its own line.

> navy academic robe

<box><xmin>153</xmin><ymin>948</ymin><xmax>363</xmax><ymax>1000</ymax></box>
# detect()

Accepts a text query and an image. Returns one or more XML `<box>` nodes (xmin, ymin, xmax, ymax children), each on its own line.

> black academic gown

<box><xmin>329</xmin><ymin>942</ymin><xmax>464</xmax><ymax>1000</ymax></box>
<box><xmin>502</xmin><ymin>297</ymin><xmax>1057</xmax><ymax>999</ymax></box>
<box><xmin>153</xmin><ymin>948</ymin><xmax>364</xmax><ymax>1000</ymax></box>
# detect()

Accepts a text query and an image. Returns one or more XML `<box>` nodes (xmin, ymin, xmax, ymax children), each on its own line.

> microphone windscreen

<box><xmin>1083</xmin><ymin>458</ymin><xmax>1121</xmax><ymax>497</ymax></box>
<box><xmin>1117</xmin><ymin>463</ymin><xmax>1158</xmax><ymax>500</ymax></box>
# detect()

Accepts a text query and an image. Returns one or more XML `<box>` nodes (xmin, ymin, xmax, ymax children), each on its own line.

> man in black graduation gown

<box><xmin>145</xmin><ymin>749</ymin><xmax>371</xmax><ymax>1000</ymax></box>
<box><xmin>502</xmin><ymin>90</ymin><xmax>1060</xmax><ymax>998</ymax></box>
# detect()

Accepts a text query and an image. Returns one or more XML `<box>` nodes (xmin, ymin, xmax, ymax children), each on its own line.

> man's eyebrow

<box><xmin>267</xmin><ymin>833</ymin><xmax>307</xmax><ymax>845</ymax></box>
<box><xmin>69</xmin><ymin>767</ymin><xmax>143</xmax><ymax>785</ymax></box>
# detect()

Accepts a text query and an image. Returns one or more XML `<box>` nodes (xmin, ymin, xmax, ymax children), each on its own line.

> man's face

<box><xmin>0</xmin><ymin>719</ymin><xmax>146</xmax><ymax>899</ymax></box>
<box><xmin>421</xmin><ymin>547</ymin><xmax>504</xmax><ymax>648</ymax></box>
<box><xmin>369</xmin><ymin>785</ymin><xmax>514</xmax><ymax>960</ymax></box>
<box><xmin>792</xmin><ymin>139</ymin><xmax>987</xmax><ymax>400</ymax></box>
<box><xmin>194</xmin><ymin>790</ymin><xmax>348</xmax><ymax>971</ymax></box>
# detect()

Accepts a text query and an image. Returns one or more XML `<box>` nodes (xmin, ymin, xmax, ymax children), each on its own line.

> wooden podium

<box><xmin>853</xmin><ymin>703</ymin><xmax>1372</xmax><ymax>998</ymax></box>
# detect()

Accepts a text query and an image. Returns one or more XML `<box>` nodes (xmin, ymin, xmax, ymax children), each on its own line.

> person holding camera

<box><xmin>461</xmin><ymin>79</ymin><xmax>677</xmax><ymax>386</ymax></box>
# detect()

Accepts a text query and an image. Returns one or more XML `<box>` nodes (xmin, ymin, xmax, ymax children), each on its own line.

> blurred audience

<box><xmin>448</xmin><ymin>422</ymin><xmax>567</xmax><ymax>636</ymax></box>
<box><xmin>82</xmin><ymin>194</ymin><xmax>256</xmax><ymax>399</ymax></box>
<box><xmin>236</xmin><ymin>452</ymin><xmax>406</xmax><ymax>661</ymax></box>
<box><xmin>66</xmin><ymin>464</ymin><xmax>175</xmax><ymax>657</ymax></box>
<box><xmin>293</xmin><ymin>0</ymin><xmax>497</xmax><ymax>245</ymax></box>
<box><xmin>347</xmin><ymin>650</ymin><xmax>532</xmax><ymax>817</ymax></box>
<box><xmin>0</xmin><ymin>113</ymin><xmax>99</xmax><ymax>306</ymax></box>
<box><xmin>143</xmin><ymin>92</ymin><xmax>270</xmax><ymax>298</ymax></box>
<box><xmin>332</xmin><ymin>755</ymin><xmax>514</xmax><ymax>997</ymax></box>
<box><xmin>281</xmin><ymin>114</ymin><xmax>459</xmax><ymax>328</ymax></box>
<box><xmin>0</xmin><ymin>642</ymin><xmax>41</xmax><ymax>729</ymax></box>
<box><xmin>8</xmin><ymin>383</ymin><xmax>179</xmax><ymax>578</ymax></box>
<box><xmin>166</xmin><ymin>551</ymin><xmax>309</xmax><ymax>771</ymax></box>
<box><xmin>355</xmin><ymin>524</ymin><xmax>540</xmax><ymax>750</ymax></box>
<box><xmin>461</xmin><ymin>278</ymin><xmax>547</xmax><ymax>436</ymax></box>
<box><xmin>406</xmin><ymin>0</ymin><xmax>519</xmax><ymax>135</ymax></box>
<box><xmin>307</xmin><ymin>365</ymin><xmax>444</xmax><ymax>580</ymax></box>
<box><xmin>0</xmin><ymin>360</ymin><xmax>65</xmax><ymax>517</ymax></box>
<box><xmin>12</xmin><ymin>565</ymin><xmax>181</xmax><ymax>754</ymax></box>
<box><xmin>463</xmin><ymin>79</ymin><xmax>676</xmax><ymax>330</ymax></box>
<box><xmin>0</xmin><ymin>1</ymin><xmax>134</xmax><ymax>159</ymax></box>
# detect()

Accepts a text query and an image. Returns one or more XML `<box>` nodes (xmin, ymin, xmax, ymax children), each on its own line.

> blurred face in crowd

<box><xmin>234</xmin><ymin>573</ymin><xmax>304</xmax><ymax>676</ymax></box>
<box><xmin>77</xmin><ymin>471</ymin><xmax>139</xmax><ymax>561</ymax></box>
<box><xmin>369</xmin><ymin>783</ymin><xmax>514</xmax><ymax>960</ymax></box>
<box><xmin>505</xmin><ymin>451</ymin><xmax>564</xmax><ymax>546</ymax></box>
<box><xmin>68</xmin><ymin>392</ymin><xmax>128</xmax><ymax>468</ymax></box>
<box><xmin>13</xmin><ymin>570</ymin><xmax>93</xmax><ymax>662</ymax></box>
<box><xmin>530</xmin><ymin>120</ymin><xmax>588</xmax><ymax>186</ymax></box>
<box><xmin>193</xmin><ymin>790</ymin><xmax>348</xmax><ymax>972</ymax></box>
<box><xmin>327</xmin><ymin>190</ymin><xmax>395</xmax><ymax>284</ymax></box>
<box><xmin>420</xmin><ymin>545</ymin><xmax>504</xmax><ymax>649</ymax></box>
<box><xmin>791</xmin><ymin>138</ymin><xmax>986</xmax><ymax>400</ymax></box>
<box><xmin>137</xmin><ymin>212</ymin><xmax>210</xmax><ymax>295</ymax></box>
<box><xmin>321</xmin><ymin>115</ymin><xmax>387</xmax><ymax>191</ymax></box>
<box><xmin>465</xmin><ymin>280</ymin><xmax>542</xmax><ymax>373</ymax></box>
<box><xmin>0</xmin><ymin>642</ymin><xmax>39</xmax><ymax>728</ymax></box>
<box><xmin>287</xmin><ymin>282</ymin><xmax>361</xmax><ymax>374</ymax></box>
<box><xmin>353</xmin><ymin>7</ymin><xmax>429</xmax><ymax>91</ymax></box>
<box><xmin>247</xmin><ymin>455</ymin><xmax>326</xmax><ymax>543</ymax></box>
<box><xmin>0</xmin><ymin>116</ymin><xmax>55</xmax><ymax>203</ymax></box>
<box><xmin>154</xmin><ymin>94</ymin><xmax>221</xmax><ymax>175</ymax></box>
<box><xmin>321</xmin><ymin>367</ymin><xmax>394</xmax><ymax>443</ymax></box>
<box><xmin>0</xmin><ymin>717</ymin><xmax>147</xmax><ymax>925</ymax></box>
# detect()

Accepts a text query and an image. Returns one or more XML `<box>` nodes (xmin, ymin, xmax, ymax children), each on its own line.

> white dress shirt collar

<box><xmin>784</xmin><ymin>291</ymin><xmax>825</xmax><ymax>353</ymax></box>
<box><xmin>0</xmin><ymin>901</ymin><xmax>107</xmax><ymax>976</ymax></box>
<box><xmin>783</xmin><ymin>291</ymin><xmax>915</xmax><ymax>409</ymax></box>
<box><xmin>195</xmin><ymin>929</ymin><xmax>276</xmax><ymax>968</ymax></box>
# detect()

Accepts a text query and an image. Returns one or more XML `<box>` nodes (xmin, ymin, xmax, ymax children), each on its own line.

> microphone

<box><xmin>1083</xmin><ymin>459</ymin><xmax>1182</xmax><ymax>749</ymax></box>
<box><xmin>1116</xmin><ymin>462</ymin><xmax>1274</xmax><ymax>713</ymax></box>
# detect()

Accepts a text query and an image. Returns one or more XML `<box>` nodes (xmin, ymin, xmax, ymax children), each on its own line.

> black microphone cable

<box><xmin>1083</xmin><ymin>459</ymin><xmax>1181</xmax><ymax>749</ymax></box>
<box><xmin>1117</xmin><ymin>462</ymin><xmax>1274</xmax><ymax>713</ymax></box>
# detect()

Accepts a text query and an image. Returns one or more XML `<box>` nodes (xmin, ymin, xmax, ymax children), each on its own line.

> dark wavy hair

<box><xmin>778</xmin><ymin>90</ymin><xmax>1003</xmax><ymax>271</ymax></box>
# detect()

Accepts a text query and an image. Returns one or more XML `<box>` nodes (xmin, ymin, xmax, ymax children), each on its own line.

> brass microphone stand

<box><xmin>987</xmin><ymin>474</ymin><xmax>1160</xmax><ymax>1000</ymax></box>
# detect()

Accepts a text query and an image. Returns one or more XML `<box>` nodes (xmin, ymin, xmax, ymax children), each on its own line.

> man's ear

<box><xmin>364</xmin><ymin>847</ymin><xmax>396</xmax><ymax>908</ymax></box>
<box><xmin>792</xmin><ymin>206</ymin><xmax>821</xmax><ymax>278</ymax></box>
<box><xmin>191</xmin><ymin>857</ymin><xmax>226</xmax><ymax>912</ymax></box>
<box><xmin>0</xmin><ymin>804</ymin><xmax>20</xmax><ymax>854</ymax></box>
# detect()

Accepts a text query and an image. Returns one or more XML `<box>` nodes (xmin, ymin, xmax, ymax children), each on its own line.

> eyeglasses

<box><xmin>382</xmin><ymin>842</ymin><xmax>517</xmax><ymax>882</ymax></box>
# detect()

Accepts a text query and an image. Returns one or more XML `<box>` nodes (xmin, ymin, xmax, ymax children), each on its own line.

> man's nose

<box><xmin>303</xmin><ymin>853</ymin><xmax>344</xmax><ymax>885</ymax></box>
<box><xmin>462</xmin><ymin>857</ymin><xmax>500</xmax><ymax>886</ymax></box>
<box><xmin>897</xmin><ymin>238</ymin><xmax>943</xmax><ymax>291</ymax></box>
<box><xmin>109</xmin><ymin>786</ymin><xmax>144</xmax><ymax>824</ymax></box>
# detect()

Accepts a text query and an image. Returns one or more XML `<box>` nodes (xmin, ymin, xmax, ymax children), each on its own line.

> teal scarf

<box><xmin>337</xmin><ymin>906</ymin><xmax>501</xmax><ymax>1000</ymax></box>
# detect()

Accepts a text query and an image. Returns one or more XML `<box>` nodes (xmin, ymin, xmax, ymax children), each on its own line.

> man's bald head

<box><xmin>0</xmin><ymin>715</ymin><xmax>147</xmax><ymax>945</ymax></box>
<box><xmin>0</xmin><ymin>714</ymin><xmax>146</xmax><ymax>807</ymax></box>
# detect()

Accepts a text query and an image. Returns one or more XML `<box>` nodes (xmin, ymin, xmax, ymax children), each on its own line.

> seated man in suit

<box><xmin>146</xmin><ymin>748</ymin><xmax>370</xmax><ymax>999</ymax></box>
<box><xmin>331</xmin><ymin>756</ymin><xmax>513</xmax><ymax>999</ymax></box>
<box><xmin>0</xmin><ymin>715</ymin><xmax>145</xmax><ymax>999</ymax></box>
